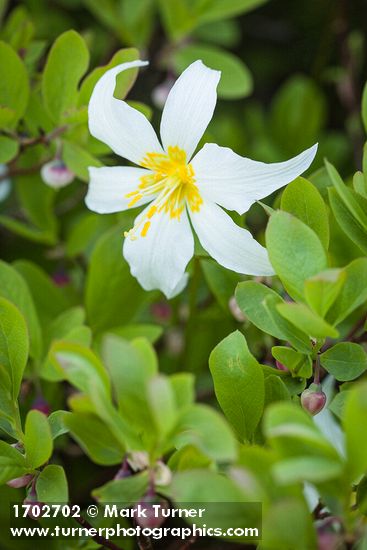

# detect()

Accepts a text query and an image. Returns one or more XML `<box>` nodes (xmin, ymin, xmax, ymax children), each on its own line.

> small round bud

<box><xmin>23</xmin><ymin>488</ymin><xmax>44</xmax><ymax>520</ymax></box>
<box><xmin>41</xmin><ymin>160</ymin><xmax>74</xmax><ymax>188</ymax></box>
<box><xmin>134</xmin><ymin>495</ymin><xmax>168</xmax><ymax>528</ymax></box>
<box><xmin>31</xmin><ymin>396</ymin><xmax>51</xmax><ymax>416</ymax></box>
<box><xmin>7</xmin><ymin>474</ymin><xmax>33</xmax><ymax>489</ymax></box>
<box><xmin>301</xmin><ymin>384</ymin><xmax>326</xmax><ymax>416</ymax></box>
<box><xmin>151</xmin><ymin>301</ymin><xmax>172</xmax><ymax>322</ymax></box>
<box><xmin>275</xmin><ymin>360</ymin><xmax>289</xmax><ymax>372</ymax></box>
<box><xmin>164</xmin><ymin>328</ymin><xmax>184</xmax><ymax>356</ymax></box>
<box><xmin>228</xmin><ymin>296</ymin><xmax>246</xmax><ymax>322</ymax></box>
<box><xmin>52</xmin><ymin>271</ymin><xmax>71</xmax><ymax>287</ymax></box>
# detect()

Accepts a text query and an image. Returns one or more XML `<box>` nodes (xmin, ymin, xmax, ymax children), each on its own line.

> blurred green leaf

<box><xmin>93</xmin><ymin>471</ymin><xmax>149</xmax><ymax>504</ymax></box>
<box><xmin>0</xmin><ymin>297</ymin><xmax>28</xmax><ymax>400</ymax></box>
<box><xmin>173</xmin><ymin>43</ymin><xmax>252</xmax><ymax>99</ymax></box>
<box><xmin>0</xmin><ymin>260</ymin><xmax>42</xmax><ymax>359</ymax></box>
<box><xmin>85</xmin><ymin>225</ymin><xmax>147</xmax><ymax>333</ymax></box>
<box><xmin>0</xmin><ymin>440</ymin><xmax>27</xmax><ymax>484</ymax></box>
<box><xmin>272</xmin><ymin>347</ymin><xmax>312</xmax><ymax>378</ymax></box>
<box><xmin>344</xmin><ymin>383</ymin><xmax>367</xmax><ymax>481</ymax></box>
<box><xmin>0</xmin><ymin>40</ymin><xmax>29</xmax><ymax>128</ymax></box>
<box><xmin>42</xmin><ymin>30</ymin><xmax>89</xmax><ymax>123</ymax></box>
<box><xmin>0</xmin><ymin>136</ymin><xmax>18</xmax><ymax>163</ymax></box>
<box><xmin>62</xmin><ymin>140</ymin><xmax>101</xmax><ymax>182</ymax></box>
<box><xmin>327</xmin><ymin>258</ymin><xmax>367</xmax><ymax>325</ymax></box>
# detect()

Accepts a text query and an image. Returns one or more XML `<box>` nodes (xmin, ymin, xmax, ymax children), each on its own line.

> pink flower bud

<box><xmin>31</xmin><ymin>396</ymin><xmax>51</xmax><ymax>416</ymax></box>
<box><xmin>151</xmin><ymin>301</ymin><xmax>172</xmax><ymax>322</ymax></box>
<box><xmin>23</xmin><ymin>488</ymin><xmax>44</xmax><ymax>520</ymax></box>
<box><xmin>301</xmin><ymin>384</ymin><xmax>326</xmax><ymax>416</ymax></box>
<box><xmin>275</xmin><ymin>360</ymin><xmax>289</xmax><ymax>372</ymax></box>
<box><xmin>52</xmin><ymin>271</ymin><xmax>71</xmax><ymax>287</ymax></box>
<box><xmin>134</xmin><ymin>496</ymin><xmax>168</xmax><ymax>528</ymax></box>
<box><xmin>7</xmin><ymin>474</ymin><xmax>33</xmax><ymax>488</ymax></box>
<box><xmin>41</xmin><ymin>160</ymin><xmax>74</xmax><ymax>188</ymax></box>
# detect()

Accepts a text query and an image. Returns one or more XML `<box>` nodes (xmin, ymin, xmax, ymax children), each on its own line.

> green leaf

<box><xmin>320</xmin><ymin>343</ymin><xmax>367</xmax><ymax>381</ymax></box>
<box><xmin>78</xmin><ymin>47</ymin><xmax>140</xmax><ymax>105</ymax></box>
<box><xmin>36</xmin><ymin>465</ymin><xmax>69</xmax><ymax>503</ymax></box>
<box><xmin>0</xmin><ymin>40</ymin><xmax>29</xmax><ymax>128</ymax></box>
<box><xmin>344</xmin><ymin>383</ymin><xmax>367</xmax><ymax>481</ymax></box>
<box><xmin>174</xmin><ymin>404</ymin><xmax>237</xmax><ymax>463</ymax></box>
<box><xmin>263</xmin><ymin>295</ymin><xmax>312</xmax><ymax>353</ymax></box>
<box><xmin>235</xmin><ymin>281</ymin><xmax>286</xmax><ymax>339</ymax></box>
<box><xmin>0</xmin><ymin>297</ymin><xmax>28</xmax><ymax>400</ymax></box>
<box><xmin>147</xmin><ymin>375</ymin><xmax>178</xmax><ymax>440</ymax></box>
<box><xmin>85</xmin><ymin>225</ymin><xmax>147</xmax><ymax>333</ymax></box>
<box><xmin>264</xmin><ymin>375</ymin><xmax>290</xmax><ymax>408</ymax></box>
<box><xmin>0</xmin><ymin>136</ymin><xmax>18</xmax><ymax>163</ymax></box>
<box><xmin>272</xmin><ymin>347</ymin><xmax>312</xmax><ymax>378</ymax></box>
<box><xmin>265</xmin><ymin>211</ymin><xmax>327</xmax><ymax>301</ymax></box>
<box><xmin>0</xmin><ymin>261</ymin><xmax>42</xmax><ymax>359</ymax></box>
<box><xmin>304</xmin><ymin>269</ymin><xmax>345</xmax><ymax>317</ymax></box>
<box><xmin>201</xmin><ymin>259</ymin><xmax>239</xmax><ymax>311</ymax></box>
<box><xmin>93</xmin><ymin>471</ymin><xmax>149</xmax><ymax>504</ymax></box>
<box><xmin>0</xmin><ymin>440</ymin><xmax>27</xmax><ymax>484</ymax></box>
<box><xmin>353</xmin><ymin>171</ymin><xmax>367</xmax><ymax>198</ymax></box>
<box><xmin>64</xmin><ymin>412</ymin><xmax>124</xmax><ymax>466</ymax></box>
<box><xmin>270</xmin><ymin>75</ymin><xmax>325</xmax><ymax>156</ymax></box>
<box><xmin>50</xmin><ymin>341</ymin><xmax>110</xmax><ymax>396</ymax></box>
<box><xmin>173</xmin><ymin>43</ymin><xmax>252</xmax><ymax>99</ymax></box>
<box><xmin>13</xmin><ymin>260</ymin><xmax>72</xmax><ymax>326</ymax></box>
<box><xmin>62</xmin><ymin>140</ymin><xmax>102</xmax><ymax>182</ymax></box>
<box><xmin>276</xmin><ymin>302</ymin><xmax>339</xmax><ymax>339</ymax></box>
<box><xmin>170</xmin><ymin>373</ymin><xmax>195</xmax><ymax>410</ymax></box>
<box><xmin>24</xmin><ymin>410</ymin><xmax>53</xmax><ymax>469</ymax></box>
<box><xmin>326</xmin><ymin>160</ymin><xmax>367</xmax><ymax>229</ymax></box>
<box><xmin>209</xmin><ymin>331</ymin><xmax>264</xmax><ymax>441</ymax></box>
<box><xmin>105</xmin><ymin>324</ymin><xmax>163</xmax><ymax>344</ymax></box>
<box><xmin>264</xmin><ymin>402</ymin><xmax>342</xmax><ymax>463</ymax></box>
<box><xmin>328</xmin><ymin>187</ymin><xmax>367</xmax><ymax>254</ymax></box>
<box><xmin>327</xmin><ymin>258</ymin><xmax>367</xmax><ymax>325</ymax></box>
<box><xmin>281</xmin><ymin>177</ymin><xmax>329</xmax><ymax>249</ymax></box>
<box><xmin>42</xmin><ymin>30</ymin><xmax>89</xmax><ymax>123</ymax></box>
<box><xmin>197</xmin><ymin>0</ymin><xmax>269</xmax><ymax>23</ymax></box>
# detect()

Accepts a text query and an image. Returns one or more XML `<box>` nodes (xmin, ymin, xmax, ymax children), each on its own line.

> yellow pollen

<box><xmin>124</xmin><ymin>145</ymin><xmax>203</xmax><ymax>239</ymax></box>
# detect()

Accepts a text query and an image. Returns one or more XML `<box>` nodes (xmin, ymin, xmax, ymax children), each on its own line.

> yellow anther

<box><xmin>124</xmin><ymin>146</ymin><xmax>203</xmax><ymax>240</ymax></box>
<box><xmin>141</xmin><ymin>221</ymin><xmax>151</xmax><ymax>237</ymax></box>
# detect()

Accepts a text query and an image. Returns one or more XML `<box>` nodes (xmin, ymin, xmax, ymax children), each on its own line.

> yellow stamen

<box><xmin>124</xmin><ymin>145</ymin><xmax>203</xmax><ymax>239</ymax></box>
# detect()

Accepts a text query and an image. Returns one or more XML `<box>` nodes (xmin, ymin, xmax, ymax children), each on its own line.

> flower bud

<box><xmin>275</xmin><ymin>360</ymin><xmax>289</xmax><ymax>372</ymax></box>
<box><xmin>52</xmin><ymin>271</ymin><xmax>71</xmax><ymax>287</ymax></box>
<box><xmin>134</xmin><ymin>495</ymin><xmax>168</xmax><ymax>528</ymax></box>
<box><xmin>228</xmin><ymin>296</ymin><xmax>246</xmax><ymax>322</ymax></box>
<box><xmin>301</xmin><ymin>384</ymin><xmax>326</xmax><ymax>416</ymax></box>
<box><xmin>23</xmin><ymin>488</ymin><xmax>43</xmax><ymax>520</ymax></box>
<box><xmin>31</xmin><ymin>396</ymin><xmax>51</xmax><ymax>416</ymax></box>
<box><xmin>151</xmin><ymin>301</ymin><xmax>172</xmax><ymax>322</ymax></box>
<box><xmin>41</xmin><ymin>160</ymin><xmax>74</xmax><ymax>188</ymax></box>
<box><xmin>7</xmin><ymin>474</ymin><xmax>33</xmax><ymax>489</ymax></box>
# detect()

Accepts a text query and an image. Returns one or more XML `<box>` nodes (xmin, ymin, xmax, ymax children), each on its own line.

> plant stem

<box><xmin>313</xmin><ymin>355</ymin><xmax>321</xmax><ymax>385</ymax></box>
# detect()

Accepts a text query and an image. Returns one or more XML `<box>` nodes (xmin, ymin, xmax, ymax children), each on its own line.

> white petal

<box><xmin>189</xmin><ymin>201</ymin><xmax>274</xmax><ymax>276</ymax></box>
<box><xmin>123</xmin><ymin>208</ymin><xmax>194</xmax><ymax>298</ymax></box>
<box><xmin>160</xmin><ymin>60</ymin><xmax>220</xmax><ymax>160</ymax></box>
<box><xmin>89</xmin><ymin>61</ymin><xmax>164</xmax><ymax>165</ymax></box>
<box><xmin>86</xmin><ymin>166</ymin><xmax>154</xmax><ymax>213</ymax></box>
<box><xmin>191</xmin><ymin>143</ymin><xmax>318</xmax><ymax>214</ymax></box>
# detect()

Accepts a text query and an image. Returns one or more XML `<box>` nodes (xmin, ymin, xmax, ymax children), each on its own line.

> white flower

<box><xmin>86</xmin><ymin>60</ymin><xmax>317</xmax><ymax>298</ymax></box>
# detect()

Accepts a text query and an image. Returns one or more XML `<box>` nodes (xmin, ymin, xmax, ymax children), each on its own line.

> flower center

<box><xmin>124</xmin><ymin>146</ymin><xmax>202</xmax><ymax>239</ymax></box>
